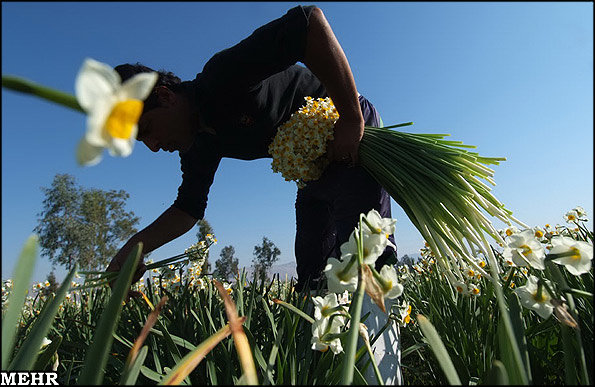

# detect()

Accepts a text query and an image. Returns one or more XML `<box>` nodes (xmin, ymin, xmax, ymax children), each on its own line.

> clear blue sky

<box><xmin>2</xmin><ymin>2</ymin><xmax>593</xmax><ymax>286</ymax></box>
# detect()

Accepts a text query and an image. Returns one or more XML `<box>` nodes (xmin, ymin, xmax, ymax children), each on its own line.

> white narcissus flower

<box><xmin>453</xmin><ymin>281</ymin><xmax>470</xmax><ymax>295</ymax></box>
<box><xmin>312</xmin><ymin>293</ymin><xmax>341</xmax><ymax>321</ymax></box>
<box><xmin>40</xmin><ymin>337</ymin><xmax>59</xmax><ymax>371</ymax></box>
<box><xmin>398</xmin><ymin>300</ymin><xmax>412</xmax><ymax>326</ymax></box>
<box><xmin>573</xmin><ymin>206</ymin><xmax>587</xmax><ymax>219</ymax></box>
<box><xmin>504</xmin><ymin>226</ymin><xmax>520</xmax><ymax>237</ymax></box>
<box><xmin>311</xmin><ymin>314</ymin><xmax>344</xmax><ymax>354</ymax></box>
<box><xmin>503</xmin><ymin>229</ymin><xmax>546</xmax><ymax>270</ymax></box>
<box><xmin>41</xmin><ymin>337</ymin><xmax>52</xmax><ymax>348</ymax></box>
<box><xmin>340</xmin><ymin>230</ymin><xmax>387</xmax><ymax>265</ymax></box>
<box><xmin>514</xmin><ymin>275</ymin><xmax>554</xmax><ymax>319</ymax></box>
<box><xmin>324</xmin><ymin>257</ymin><xmax>358</xmax><ymax>293</ymax></box>
<box><xmin>75</xmin><ymin>58</ymin><xmax>157</xmax><ymax>166</ymax></box>
<box><xmin>549</xmin><ymin>236</ymin><xmax>593</xmax><ymax>276</ymax></box>
<box><xmin>564</xmin><ymin>210</ymin><xmax>579</xmax><ymax>223</ymax></box>
<box><xmin>379</xmin><ymin>265</ymin><xmax>403</xmax><ymax>299</ymax></box>
<box><xmin>362</xmin><ymin>209</ymin><xmax>397</xmax><ymax>248</ymax></box>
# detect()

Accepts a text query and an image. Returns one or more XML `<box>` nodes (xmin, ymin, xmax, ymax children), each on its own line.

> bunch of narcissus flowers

<box><xmin>310</xmin><ymin>209</ymin><xmax>405</xmax><ymax>354</ymax></box>
<box><xmin>268</xmin><ymin>96</ymin><xmax>338</xmax><ymax>188</ymax></box>
<box><xmin>272</xmin><ymin>95</ymin><xmax>529</xmax><ymax>291</ymax></box>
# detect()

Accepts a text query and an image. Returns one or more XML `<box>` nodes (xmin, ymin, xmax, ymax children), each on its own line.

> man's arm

<box><xmin>106</xmin><ymin>206</ymin><xmax>198</xmax><ymax>284</ymax></box>
<box><xmin>303</xmin><ymin>7</ymin><xmax>364</xmax><ymax>165</ymax></box>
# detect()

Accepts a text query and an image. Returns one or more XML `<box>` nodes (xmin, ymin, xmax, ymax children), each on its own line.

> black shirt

<box><xmin>173</xmin><ymin>5</ymin><xmax>328</xmax><ymax>220</ymax></box>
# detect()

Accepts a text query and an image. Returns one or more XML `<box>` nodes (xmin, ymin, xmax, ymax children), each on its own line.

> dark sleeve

<box><xmin>200</xmin><ymin>5</ymin><xmax>316</xmax><ymax>91</ymax></box>
<box><xmin>172</xmin><ymin>137</ymin><xmax>221</xmax><ymax>220</ymax></box>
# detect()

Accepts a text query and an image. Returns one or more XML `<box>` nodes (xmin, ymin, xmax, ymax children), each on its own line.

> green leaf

<box><xmin>120</xmin><ymin>345</ymin><xmax>149</xmax><ymax>385</ymax></box>
<box><xmin>2</xmin><ymin>234</ymin><xmax>38</xmax><ymax>369</ymax></box>
<box><xmin>485</xmin><ymin>360</ymin><xmax>510</xmax><ymax>385</ymax></box>
<box><xmin>506</xmin><ymin>292</ymin><xmax>532</xmax><ymax>383</ymax></box>
<box><xmin>560</xmin><ymin>323</ymin><xmax>579</xmax><ymax>385</ymax></box>
<box><xmin>32</xmin><ymin>335</ymin><xmax>62</xmax><ymax>371</ymax></box>
<box><xmin>77</xmin><ymin>242</ymin><xmax>142</xmax><ymax>385</ymax></box>
<box><xmin>8</xmin><ymin>262</ymin><xmax>76</xmax><ymax>371</ymax></box>
<box><xmin>140</xmin><ymin>365</ymin><xmax>165</xmax><ymax>383</ymax></box>
<box><xmin>416</xmin><ymin>314</ymin><xmax>461</xmax><ymax>385</ymax></box>
<box><xmin>149</xmin><ymin>328</ymin><xmax>197</xmax><ymax>352</ymax></box>
<box><xmin>497</xmin><ymin>315</ymin><xmax>527</xmax><ymax>385</ymax></box>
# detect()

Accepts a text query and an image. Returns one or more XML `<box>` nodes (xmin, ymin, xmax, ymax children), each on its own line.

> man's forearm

<box><xmin>303</xmin><ymin>7</ymin><xmax>363</xmax><ymax>123</ymax></box>
<box><xmin>113</xmin><ymin>206</ymin><xmax>197</xmax><ymax>267</ymax></box>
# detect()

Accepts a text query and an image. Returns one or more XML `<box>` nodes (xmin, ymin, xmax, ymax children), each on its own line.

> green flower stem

<box><xmin>361</xmin><ymin>216</ymin><xmax>381</xmax><ymax>234</ymax></box>
<box><xmin>546</xmin><ymin>262</ymin><xmax>590</xmax><ymax>384</ymax></box>
<box><xmin>366</xmin><ymin>122</ymin><xmax>413</xmax><ymax>130</ymax></box>
<box><xmin>2</xmin><ymin>75</ymin><xmax>84</xmax><ymax>113</ymax></box>
<box><xmin>562</xmin><ymin>288</ymin><xmax>593</xmax><ymax>299</ymax></box>
<box><xmin>544</xmin><ymin>250</ymin><xmax>578</xmax><ymax>262</ymax></box>
<box><xmin>502</xmin><ymin>267</ymin><xmax>517</xmax><ymax>290</ymax></box>
<box><xmin>337</xmin><ymin>253</ymin><xmax>357</xmax><ymax>279</ymax></box>
<box><xmin>361</xmin><ymin>328</ymin><xmax>384</xmax><ymax>386</ymax></box>
<box><xmin>322</xmin><ymin>306</ymin><xmax>350</xmax><ymax>319</ymax></box>
<box><xmin>341</xmin><ymin>215</ymin><xmax>367</xmax><ymax>385</ymax></box>
<box><xmin>368</xmin><ymin>264</ymin><xmax>390</xmax><ymax>292</ymax></box>
<box><xmin>482</xmin><ymin>235</ymin><xmax>529</xmax><ymax>385</ymax></box>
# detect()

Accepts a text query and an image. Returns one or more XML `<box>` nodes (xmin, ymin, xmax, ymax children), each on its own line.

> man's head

<box><xmin>115</xmin><ymin>63</ymin><xmax>198</xmax><ymax>154</ymax></box>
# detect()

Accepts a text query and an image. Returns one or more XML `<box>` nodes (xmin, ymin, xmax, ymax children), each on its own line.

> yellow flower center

<box><xmin>384</xmin><ymin>280</ymin><xmax>393</xmax><ymax>292</ymax></box>
<box><xmin>105</xmin><ymin>99</ymin><xmax>143</xmax><ymax>139</ymax></box>
<box><xmin>570</xmin><ymin>247</ymin><xmax>581</xmax><ymax>260</ymax></box>
<box><xmin>472</xmin><ymin>287</ymin><xmax>480</xmax><ymax>295</ymax></box>
<box><xmin>532</xmin><ymin>291</ymin><xmax>547</xmax><ymax>303</ymax></box>
<box><xmin>479</xmin><ymin>261</ymin><xmax>486</xmax><ymax>268</ymax></box>
<box><xmin>519</xmin><ymin>244</ymin><xmax>532</xmax><ymax>257</ymax></box>
<box><xmin>456</xmin><ymin>286</ymin><xmax>464</xmax><ymax>293</ymax></box>
<box><xmin>535</xmin><ymin>230</ymin><xmax>544</xmax><ymax>238</ymax></box>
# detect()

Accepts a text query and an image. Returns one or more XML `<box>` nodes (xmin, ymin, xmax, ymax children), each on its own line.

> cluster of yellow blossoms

<box><xmin>268</xmin><ymin>96</ymin><xmax>339</xmax><ymax>188</ymax></box>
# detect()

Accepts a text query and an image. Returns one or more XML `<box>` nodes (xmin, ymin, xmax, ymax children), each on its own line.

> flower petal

<box><xmin>76</xmin><ymin>137</ymin><xmax>104</xmax><ymax>166</ymax></box>
<box><xmin>84</xmin><ymin>98</ymin><xmax>114</xmax><ymax>147</ymax></box>
<box><xmin>108</xmin><ymin>132</ymin><xmax>136</xmax><ymax>158</ymax></box>
<box><xmin>118</xmin><ymin>72</ymin><xmax>158</xmax><ymax>101</ymax></box>
<box><xmin>75</xmin><ymin>58</ymin><xmax>120</xmax><ymax>111</ymax></box>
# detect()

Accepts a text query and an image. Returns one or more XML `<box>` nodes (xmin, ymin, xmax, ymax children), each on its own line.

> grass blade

<box><xmin>120</xmin><ymin>345</ymin><xmax>149</xmax><ymax>385</ymax></box>
<box><xmin>77</xmin><ymin>242</ymin><xmax>142</xmax><ymax>385</ymax></box>
<box><xmin>272</xmin><ymin>298</ymin><xmax>314</xmax><ymax>324</ymax></box>
<box><xmin>159</xmin><ymin>318</ymin><xmax>244</xmax><ymax>385</ymax></box>
<box><xmin>8</xmin><ymin>263</ymin><xmax>76</xmax><ymax>370</ymax></box>
<box><xmin>416</xmin><ymin>314</ymin><xmax>462</xmax><ymax>385</ymax></box>
<box><xmin>485</xmin><ymin>359</ymin><xmax>510</xmax><ymax>385</ymax></box>
<box><xmin>2</xmin><ymin>235</ymin><xmax>38</xmax><ymax>369</ymax></box>
<box><xmin>120</xmin><ymin>296</ymin><xmax>168</xmax><ymax>384</ymax></box>
<box><xmin>213</xmin><ymin>279</ymin><xmax>258</xmax><ymax>385</ymax></box>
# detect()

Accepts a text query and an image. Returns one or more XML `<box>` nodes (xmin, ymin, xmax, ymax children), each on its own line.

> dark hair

<box><xmin>114</xmin><ymin>62</ymin><xmax>183</xmax><ymax>112</ymax></box>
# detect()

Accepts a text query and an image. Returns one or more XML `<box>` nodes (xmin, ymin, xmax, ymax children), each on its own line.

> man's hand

<box><xmin>326</xmin><ymin>116</ymin><xmax>364</xmax><ymax>166</ymax></box>
<box><xmin>105</xmin><ymin>254</ymin><xmax>147</xmax><ymax>300</ymax></box>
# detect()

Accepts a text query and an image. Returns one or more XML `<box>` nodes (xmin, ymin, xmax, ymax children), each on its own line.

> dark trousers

<box><xmin>294</xmin><ymin>95</ymin><xmax>396</xmax><ymax>290</ymax></box>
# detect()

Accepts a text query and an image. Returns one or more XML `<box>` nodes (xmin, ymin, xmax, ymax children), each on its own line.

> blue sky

<box><xmin>2</xmin><ymin>2</ymin><xmax>593</xmax><ymax>286</ymax></box>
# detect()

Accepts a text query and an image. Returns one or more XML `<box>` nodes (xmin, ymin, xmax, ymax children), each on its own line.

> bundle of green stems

<box><xmin>359</xmin><ymin>122</ymin><xmax>527</xmax><ymax>284</ymax></box>
<box><xmin>77</xmin><ymin>240</ymin><xmax>215</xmax><ymax>289</ymax></box>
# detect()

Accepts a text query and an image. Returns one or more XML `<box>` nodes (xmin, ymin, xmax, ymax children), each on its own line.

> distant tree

<box><xmin>41</xmin><ymin>270</ymin><xmax>59</xmax><ymax>297</ymax></box>
<box><xmin>34</xmin><ymin>173</ymin><xmax>140</xmax><ymax>271</ymax></box>
<box><xmin>399</xmin><ymin>254</ymin><xmax>416</xmax><ymax>268</ymax></box>
<box><xmin>195</xmin><ymin>218</ymin><xmax>214</xmax><ymax>273</ymax></box>
<box><xmin>252</xmin><ymin>236</ymin><xmax>281</xmax><ymax>281</ymax></box>
<box><xmin>214</xmin><ymin>245</ymin><xmax>239</xmax><ymax>281</ymax></box>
